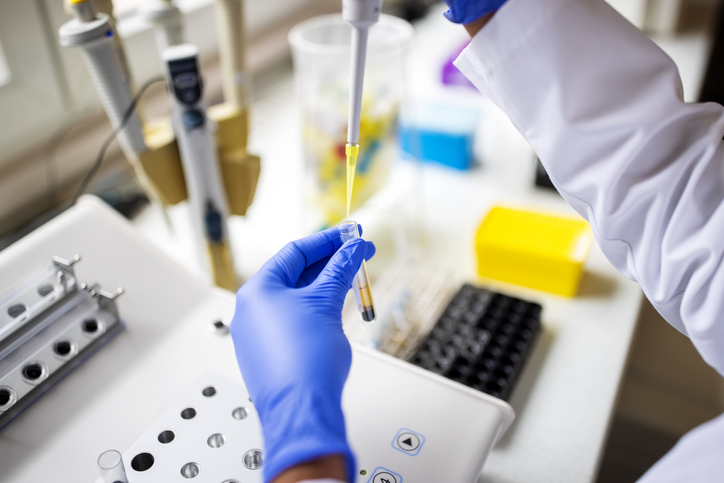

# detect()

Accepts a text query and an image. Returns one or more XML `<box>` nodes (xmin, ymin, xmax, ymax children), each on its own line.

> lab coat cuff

<box><xmin>690</xmin><ymin>332</ymin><xmax>724</xmax><ymax>377</ymax></box>
<box><xmin>454</xmin><ymin>0</ymin><xmax>570</xmax><ymax>82</ymax></box>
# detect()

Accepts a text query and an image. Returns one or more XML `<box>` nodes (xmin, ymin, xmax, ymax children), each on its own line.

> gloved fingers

<box><xmin>442</xmin><ymin>0</ymin><xmax>507</xmax><ymax>24</ymax></box>
<box><xmin>362</xmin><ymin>238</ymin><xmax>375</xmax><ymax>260</ymax></box>
<box><xmin>262</xmin><ymin>226</ymin><xmax>343</xmax><ymax>287</ymax></box>
<box><xmin>296</xmin><ymin>256</ymin><xmax>331</xmax><ymax>288</ymax></box>
<box><xmin>312</xmin><ymin>239</ymin><xmax>375</xmax><ymax>298</ymax></box>
<box><xmin>296</xmin><ymin>239</ymin><xmax>375</xmax><ymax>288</ymax></box>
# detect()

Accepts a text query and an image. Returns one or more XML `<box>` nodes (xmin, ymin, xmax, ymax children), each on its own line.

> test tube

<box><xmin>98</xmin><ymin>449</ymin><xmax>128</xmax><ymax>483</ymax></box>
<box><xmin>339</xmin><ymin>221</ymin><xmax>375</xmax><ymax>322</ymax></box>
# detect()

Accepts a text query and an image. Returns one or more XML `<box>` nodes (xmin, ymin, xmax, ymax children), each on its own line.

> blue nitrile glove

<box><xmin>441</xmin><ymin>0</ymin><xmax>508</xmax><ymax>24</ymax></box>
<box><xmin>230</xmin><ymin>226</ymin><xmax>376</xmax><ymax>483</ymax></box>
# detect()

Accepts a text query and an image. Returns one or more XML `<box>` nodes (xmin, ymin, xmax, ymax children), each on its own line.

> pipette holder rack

<box><xmin>0</xmin><ymin>255</ymin><xmax>123</xmax><ymax>429</ymax></box>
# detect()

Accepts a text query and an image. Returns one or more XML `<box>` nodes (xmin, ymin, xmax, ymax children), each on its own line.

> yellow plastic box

<box><xmin>475</xmin><ymin>206</ymin><xmax>593</xmax><ymax>297</ymax></box>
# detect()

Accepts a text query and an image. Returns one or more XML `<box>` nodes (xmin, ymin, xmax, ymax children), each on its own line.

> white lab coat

<box><xmin>298</xmin><ymin>0</ymin><xmax>724</xmax><ymax>481</ymax></box>
<box><xmin>453</xmin><ymin>0</ymin><xmax>724</xmax><ymax>481</ymax></box>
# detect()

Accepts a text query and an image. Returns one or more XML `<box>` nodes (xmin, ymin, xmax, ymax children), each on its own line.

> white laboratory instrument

<box><xmin>342</xmin><ymin>0</ymin><xmax>383</xmax><ymax>148</ymax></box>
<box><xmin>58</xmin><ymin>0</ymin><xmax>160</xmax><ymax>206</ymax></box>
<box><xmin>59</xmin><ymin>0</ymin><xmax>260</xmax><ymax>291</ymax></box>
<box><xmin>139</xmin><ymin>0</ymin><xmax>185</xmax><ymax>53</ymax></box>
<box><xmin>163</xmin><ymin>45</ymin><xmax>236</xmax><ymax>289</ymax></box>
<box><xmin>341</xmin><ymin>0</ymin><xmax>383</xmax><ymax>219</ymax></box>
<box><xmin>0</xmin><ymin>196</ymin><xmax>514</xmax><ymax>483</ymax></box>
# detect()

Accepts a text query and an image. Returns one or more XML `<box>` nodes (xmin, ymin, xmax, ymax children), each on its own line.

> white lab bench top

<box><xmin>128</xmin><ymin>12</ymin><xmax>645</xmax><ymax>483</ymax></box>
<box><xmin>133</xmin><ymin>137</ymin><xmax>643</xmax><ymax>483</ymax></box>
<box><xmin>16</xmin><ymin>5</ymin><xmax>714</xmax><ymax>483</ymax></box>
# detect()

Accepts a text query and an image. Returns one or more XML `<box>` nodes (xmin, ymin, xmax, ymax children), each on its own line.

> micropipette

<box><xmin>342</xmin><ymin>0</ymin><xmax>383</xmax><ymax>217</ymax></box>
<box><xmin>339</xmin><ymin>220</ymin><xmax>376</xmax><ymax>322</ymax></box>
<box><xmin>163</xmin><ymin>44</ymin><xmax>237</xmax><ymax>290</ymax></box>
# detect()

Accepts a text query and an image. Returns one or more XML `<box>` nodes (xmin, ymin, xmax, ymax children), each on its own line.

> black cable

<box><xmin>72</xmin><ymin>76</ymin><xmax>165</xmax><ymax>204</ymax></box>
<box><xmin>44</xmin><ymin>109</ymin><xmax>91</xmax><ymax>208</ymax></box>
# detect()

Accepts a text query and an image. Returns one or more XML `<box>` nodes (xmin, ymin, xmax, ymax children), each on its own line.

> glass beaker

<box><xmin>289</xmin><ymin>14</ymin><xmax>413</xmax><ymax>227</ymax></box>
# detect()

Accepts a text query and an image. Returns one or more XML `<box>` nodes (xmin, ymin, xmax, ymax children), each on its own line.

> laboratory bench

<box><xmin>127</xmin><ymin>64</ymin><xmax>644</xmax><ymax>483</ymax></box>
<box><xmin>128</xmin><ymin>11</ymin><xmax>652</xmax><ymax>483</ymax></box>
<box><xmin>13</xmin><ymin>4</ymin><xmax>716</xmax><ymax>482</ymax></box>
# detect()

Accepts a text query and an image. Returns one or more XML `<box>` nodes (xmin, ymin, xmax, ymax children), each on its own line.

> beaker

<box><xmin>289</xmin><ymin>14</ymin><xmax>413</xmax><ymax>227</ymax></box>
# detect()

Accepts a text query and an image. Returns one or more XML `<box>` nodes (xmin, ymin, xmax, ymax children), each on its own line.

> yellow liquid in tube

<box><xmin>345</xmin><ymin>143</ymin><xmax>359</xmax><ymax>218</ymax></box>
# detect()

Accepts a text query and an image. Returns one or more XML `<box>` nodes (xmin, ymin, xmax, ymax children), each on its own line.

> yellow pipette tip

<box><xmin>346</xmin><ymin>143</ymin><xmax>359</xmax><ymax>158</ymax></box>
<box><xmin>345</xmin><ymin>143</ymin><xmax>359</xmax><ymax>218</ymax></box>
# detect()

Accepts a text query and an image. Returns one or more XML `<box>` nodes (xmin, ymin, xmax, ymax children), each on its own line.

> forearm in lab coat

<box><xmin>455</xmin><ymin>0</ymin><xmax>724</xmax><ymax>375</ymax></box>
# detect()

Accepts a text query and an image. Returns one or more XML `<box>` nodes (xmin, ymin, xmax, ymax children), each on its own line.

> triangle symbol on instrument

<box><xmin>402</xmin><ymin>437</ymin><xmax>413</xmax><ymax>447</ymax></box>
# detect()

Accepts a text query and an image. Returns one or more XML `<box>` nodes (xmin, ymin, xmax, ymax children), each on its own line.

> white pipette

<box><xmin>342</xmin><ymin>0</ymin><xmax>382</xmax><ymax>216</ymax></box>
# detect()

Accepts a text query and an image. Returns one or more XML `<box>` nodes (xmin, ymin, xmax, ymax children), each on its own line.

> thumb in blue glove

<box><xmin>441</xmin><ymin>0</ymin><xmax>508</xmax><ymax>25</ymax></box>
<box><xmin>230</xmin><ymin>226</ymin><xmax>376</xmax><ymax>483</ymax></box>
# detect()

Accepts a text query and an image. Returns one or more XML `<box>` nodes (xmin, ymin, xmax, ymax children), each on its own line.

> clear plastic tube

<box><xmin>339</xmin><ymin>221</ymin><xmax>375</xmax><ymax>322</ymax></box>
<box><xmin>98</xmin><ymin>449</ymin><xmax>128</xmax><ymax>483</ymax></box>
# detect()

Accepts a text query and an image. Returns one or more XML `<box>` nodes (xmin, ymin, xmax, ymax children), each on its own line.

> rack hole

<box><xmin>131</xmin><ymin>453</ymin><xmax>155</xmax><ymax>472</ymax></box>
<box><xmin>504</xmin><ymin>353</ymin><xmax>521</xmax><ymax>366</ymax></box>
<box><xmin>158</xmin><ymin>430</ymin><xmax>175</xmax><ymax>444</ymax></box>
<box><xmin>54</xmin><ymin>341</ymin><xmax>72</xmax><ymax>356</ymax></box>
<box><xmin>202</xmin><ymin>386</ymin><xmax>216</xmax><ymax>397</ymax></box>
<box><xmin>528</xmin><ymin>303</ymin><xmax>542</xmax><ymax>317</ymax></box>
<box><xmin>37</xmin><ymin>284</ymin><xmax>54</xmax><ymax>297</ymax></box>
<box><xmin>243</xmin><ymin>449</ymin><xmax>265</xmax><ymax>470</ymax></box>
<box><xmin>82</xmin><ymin>318</ymin><xmax>99</xmax><ymax>333</ymax></box>
<box><xmin>207</xmin><ymin>433</ymin><xmax>225</xmax><ymax>448</ymax></box>
<box><xmin>232</xmin><ymin>407</ymin><xmax>248</xmax><ymax>420</ymax></box>
<box><xmin>181</xmin><ymin>408</ymin><xmax>196</xmax><ymax>420</ymax></box>
<box><xmin>181</xmin><ymin>462</ymin><xmax>200</xmax><ymax>478</ymax></box>
<box><xmin>7</xmin><ymin>304</ymin><xmax>26</xmax><ymax>318</ymax></box>
<box><xmin>0</xmin><ymin>387</ymin><xmax>12</xmax><ymax>406</ymax></box>
<box><xmin>22</xmin><ymin>363</ymin><xmax>44</xmax><ymax>381</ymax></box>
<box><xmin>210</xmin><ymin>320</ymin><xmax>230</xmax><ymax>335</ymax></box>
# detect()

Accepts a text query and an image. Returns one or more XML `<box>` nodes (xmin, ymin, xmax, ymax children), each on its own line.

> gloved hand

<box><xmin>230</xmin><ymin>226</ymin><xmax>376</xmax><ymax>483</ymax></box>
<box><xmin>441</xmin><ymin>0</ymin><xmax>508</xmax><ymax>24</ymax></box>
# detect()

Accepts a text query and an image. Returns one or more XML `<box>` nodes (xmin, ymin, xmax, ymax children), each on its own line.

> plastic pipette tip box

<box><xmin>410</xmin><ymin>284</ymin><xmax>541</xmax><ymax>401</ymax></box>
<box><xmin>475</xmin><ymin>206</ymin><xmax>593</xmax><ymax>297</ymax></box>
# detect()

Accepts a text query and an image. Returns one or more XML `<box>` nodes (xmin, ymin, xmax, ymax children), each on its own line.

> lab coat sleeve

<box><xmin>454</xmin><ymin>0</ymin><xmax>724</xmax><ymax>376</ymax></box>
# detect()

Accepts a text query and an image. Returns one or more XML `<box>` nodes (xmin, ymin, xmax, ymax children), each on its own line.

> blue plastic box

<box><xmin>399</xmin><ymin>103</ymin><xmax>480</xmax><ymax>170</ymax></box>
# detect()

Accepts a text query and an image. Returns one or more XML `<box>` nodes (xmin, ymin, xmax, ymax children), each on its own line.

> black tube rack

<box><xmin>409</xmin><ymin>284</ymin><xmax>541</xmax><ymax>400</ymax></box>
